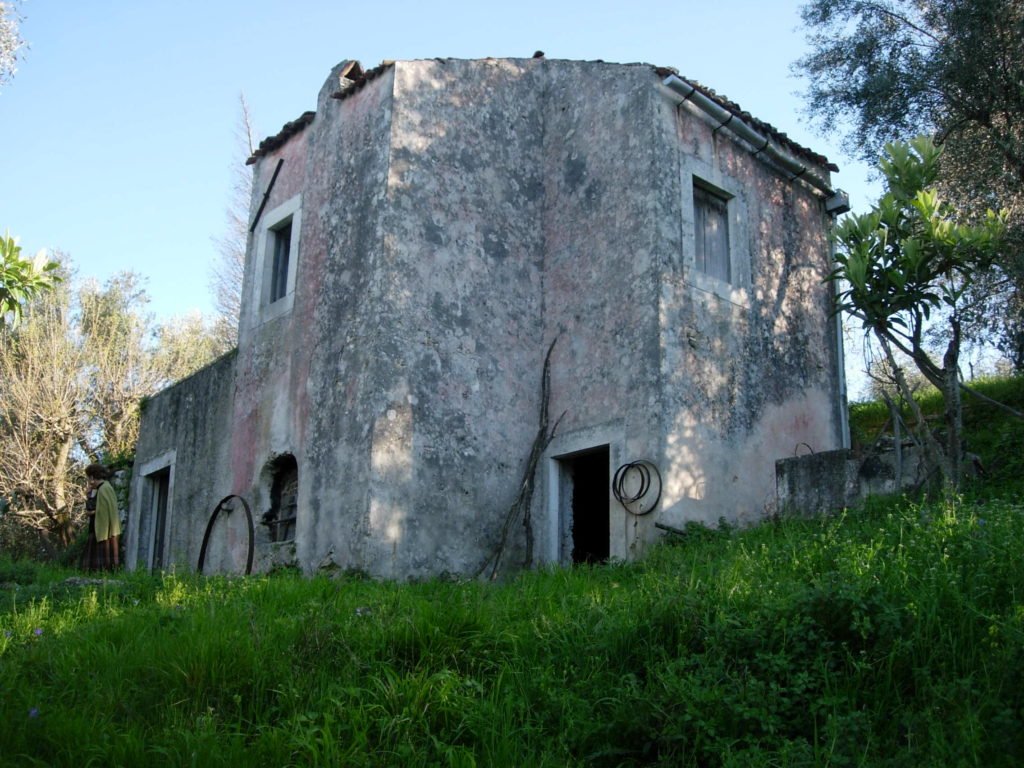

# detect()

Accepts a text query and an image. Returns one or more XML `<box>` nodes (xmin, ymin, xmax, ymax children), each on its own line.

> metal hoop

<box><xmin>197</xmin><ymin>494</ymin><xmax>254</xmax><ymax>575</ymax></box>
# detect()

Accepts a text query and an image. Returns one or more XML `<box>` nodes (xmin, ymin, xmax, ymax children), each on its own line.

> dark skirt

<box><xmin>78</xmin><ymin>516</ymin><xmax>105</xmax><ymax>571</ymax></box>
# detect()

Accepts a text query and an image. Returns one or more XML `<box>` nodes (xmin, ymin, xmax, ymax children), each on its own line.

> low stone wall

<box><xmin>775</xmin><ymin>445</ymin><xmax>928</xmax><ymax>517</ymax></box>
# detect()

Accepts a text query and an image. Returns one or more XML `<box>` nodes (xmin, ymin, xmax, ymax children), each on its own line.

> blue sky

<box><xmin>1</xmin><ymin>0</ymin><xmax>878</xmax><ymax>324</ymax></box>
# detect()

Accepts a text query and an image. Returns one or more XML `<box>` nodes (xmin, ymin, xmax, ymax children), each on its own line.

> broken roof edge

<box><xmin>246</xmin><ymin>59</ymin><xmax>395</xmax><ymax>164</ymax></box>
<box><xmin>330</xmin><ymin>59</ymin><xmax>395</xmax><ymax>101</ymax></box>
<box><xmin>246</xmin><ymin>57</ymin><xmax>836</xmax><ymax>173</ymax></box>
<box><xmin>246</xmin><ymin>111</ymin><xmax>315</xmax><ymax>165</ymax></box>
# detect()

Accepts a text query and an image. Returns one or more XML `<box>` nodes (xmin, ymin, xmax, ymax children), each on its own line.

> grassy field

<box><xmin>2</xmin><ymin>379</ymin><xmax>1023</xmax><ymax>766</ymax></box>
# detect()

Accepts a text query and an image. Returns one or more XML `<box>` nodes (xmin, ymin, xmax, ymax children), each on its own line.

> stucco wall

<box><xmin>533</xmin><ymin>61</ymin><xmax>843</xmax><ymax>562</ymax></box>
<box><xmin>776</xmin><ymin>446</ymin><xmax>928</xmax><ymax>516</ymax></box>
<box><xmin>131</xmin><ymin>57</ymin><xmax>845</xmax><ymax>578</ymax></box>
<box><xmin>537</xmin><ymin>62</ymin><xmax>670</xmax><ymax>564</ymax></box>
<box><xmin>354</xmin><ymin>59</ymin><xmax>549</xmax><ymax>577</ymax></box>
<box><xmin>654</xmin><ymin>88</ymin><xmax>842</xmax><ymax>535</ymax></box>
<box><xmin>129</xmin><ymin>351</ymin><xmax>236</xmax><ymax>571</ymax></box>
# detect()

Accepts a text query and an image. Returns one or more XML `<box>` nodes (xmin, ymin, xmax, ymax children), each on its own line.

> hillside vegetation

<box><xmin>850</xmin><ymin>374</ymin><xmax>1024</xmax><ymax>491</ymax></box>
<box><xmin>1</xmin><ymin>377</ymin><xmax>1023</xmax><ymax>767</ymax></box>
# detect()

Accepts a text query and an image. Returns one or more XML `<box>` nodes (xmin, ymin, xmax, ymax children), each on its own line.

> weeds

<box><xmin>3</xmin><ymin>492</ymin><xmax>1024</xmax><ymax>766</ymax></box>
<box><xmin>2</xmin><ymin>378</ymin><xmax>1023</xmax><ymax>765</ymax></box>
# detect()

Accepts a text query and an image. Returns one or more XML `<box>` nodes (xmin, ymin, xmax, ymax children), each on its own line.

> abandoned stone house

<box><xmin>127</xmin><ymin>56</ymin><xmax>850</xmax><ymax>578</ymax></box>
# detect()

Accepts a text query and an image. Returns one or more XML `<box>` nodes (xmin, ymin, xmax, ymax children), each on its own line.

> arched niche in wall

<box><xmin>261</xmin><ymin>453</ymin><xmax>298</xmax><ymax>543</ymax></box>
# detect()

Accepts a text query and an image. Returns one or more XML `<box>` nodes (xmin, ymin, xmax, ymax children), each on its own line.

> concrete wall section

<box><xmin>128</xmin><ymin>351</ymin><xmax>236</xmax><ymax>571</ymax></box>
<box><xmin>362</xmin><ymin>59</ymin><xmax>548</xmax><ymax>578</ymax></box>
<box><xmin>536</xmin><ymin>62</ymin><xmax>669</xmax><ymax>565</ymax></box>
<box><xmin>287</xmin><ymin>65</ymin><xmax>397</xmax><ymax>575</ymax></box>
<box><xmin>776</xmin><ymin>446</ymin><xmax>928</xmax><ymax>516</ymax></box>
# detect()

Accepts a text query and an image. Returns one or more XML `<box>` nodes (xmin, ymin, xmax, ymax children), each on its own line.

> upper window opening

<box><xmin>269</xmin><ymin>220</ymin><xmax>292</xmax><ymax>304</ymax></box>
<box><xmin>693</xmin><ymin>181</ymin><xmax>732</xmax><ymax>283</ymax></box>
<box><xmin>251</xmin><ymin>194</ymin><xmax>300</xmax><ymax>325</ymax></box>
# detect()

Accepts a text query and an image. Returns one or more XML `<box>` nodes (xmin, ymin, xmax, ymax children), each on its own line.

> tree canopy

<box><xmin>796</xmin><ymin>0</ymin><xmax>1024</xmax><ymax>367</ymax></box>
<box><xmin>0</xmin><ymin>0</ymin><xmax>24</xmax><ymax>88</ymax></box>
<box><xmin>0</xmin><ymin>261</ymin><xmax>228</xmax><ymax>552</ymax></box>
<box><xmin>796</xmin><ymin>0</ymin><xmax>1024</xmax><ymax>171</ymax></box>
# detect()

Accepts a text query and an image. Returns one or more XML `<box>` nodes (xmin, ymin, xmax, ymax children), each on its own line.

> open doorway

<box><xmin>558</xmin><ymin>446</ymin><xmax>610</xmax><ymax>564</ymax></box>
<box><xmin>144</xmin><ymin>466</ymin><xmax>170</xmax><ymax>571</ymax></box>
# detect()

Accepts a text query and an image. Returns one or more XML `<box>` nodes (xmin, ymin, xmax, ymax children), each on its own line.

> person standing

<box><xmin>84</xmin><ymin>464</ymin><xmax>121</xmax><ymax>570</ymax></box>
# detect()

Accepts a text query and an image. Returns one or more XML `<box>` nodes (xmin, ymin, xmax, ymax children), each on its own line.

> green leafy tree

<box><xmin>0</xmin><ymin>232</ymin><xmax>60</xmax><ymax>329</ymax></box>
<box><xmin>796</xmin><ymin>0</ymin><xmax>1024</xmax><ymax>367</ymax></box>
<box><xmin>0</xmin><ymin>261</ymin><xmax>226</xmax><ymax>550</ymax></box>
<box><xmin>831</xmin><ymin>136</ymin><xmax>1011</xmax><ymax>488</ymax></box>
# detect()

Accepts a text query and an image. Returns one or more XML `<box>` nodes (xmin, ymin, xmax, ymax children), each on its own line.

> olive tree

<box><xmin>0</xmin><ymin>264</ymin><xmax>226</xmax><ymax>550</ymax></box>
<box><xmin>797</xmin><ymin>0</ymin><xmax>1024</xmax><ymax>368</ymax></box>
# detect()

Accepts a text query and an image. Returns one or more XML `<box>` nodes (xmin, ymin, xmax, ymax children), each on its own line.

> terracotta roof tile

<box><xmin>246</xmin><ymin>111</ymin><xmax>315</xmax><ymax>165</ymax></box>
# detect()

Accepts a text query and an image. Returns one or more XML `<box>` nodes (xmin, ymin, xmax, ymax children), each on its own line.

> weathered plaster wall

<box><xmin>298</xmin><ymin>65</ymin><xmax>398</xmax><ymax>574</ymax></box>
<box><xmin>776</xmin><ymin>446</ymin><xmax>928</xmax><ymax>516</ymax></box>
<box><xmin>232</xmin><ymin>118</ymin><xmax>312</xmax><ymax>495</ymax></box>
<box><xmin>538</xmin><ymin>61</ymin><xmax>669</xmax><ymax>563</ymax></box>
<box><xmin>656</xmin><ymin>93</ymin><xmax>842</xmax><ymax>532</ymax></box>
<box><xmin>542</xmin><ymin>62</ymin><xmax>666</xmax><ymax>434</ymax></box>
<box><xmin>530</xmin><ymin>61</ymin><xmax>842</xmax><ymax>562</ymax></box>
<box><xmin>129</xmin><ymin>352</ymin><xmax>236</xmax><ymax>571</ymax></box>
<box><xmin>350</xmin><ymin>59</ymin><xmax>548</xmax><ymax>577</ymax></box>
<box><xmin>230</xmin><ymin>65</ymin><xmax>400</xmax><ymax>574</ymax></box>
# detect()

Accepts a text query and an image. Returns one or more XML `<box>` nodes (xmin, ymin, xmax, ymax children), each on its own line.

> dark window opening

<box><xmin>564</xmin><ymin>446</ymin><xmax>610</xmax><ymax>564</ymax></box>
<box><xmin>693</xmin><ymin>182</ymin><xmax>731</xmax><ymax>283</ymax></box>
<box><xmin>269</xmin><ymin>220</ymin><xmax>292</xmax><ymax>303</ymax></box>
<box><xmin>263</xmin><ymin>455</ymin><xmax>298</xmax><ymax>542</ymax></box>
<box><xmin>148</xmin><ymin>467</ymin><xmax>170</xmax><ymax>571</ymax></box>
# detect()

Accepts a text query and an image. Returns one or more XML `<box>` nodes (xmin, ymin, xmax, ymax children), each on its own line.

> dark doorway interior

<box><xmin>149</xmin><ymin>467</ymin><xmax>170</xmax><ymax>570</ymax></box>
<box><xmin>566</xmin><ymin>446</ymin><xmax>610</xmax><ymax>564</ymax></box>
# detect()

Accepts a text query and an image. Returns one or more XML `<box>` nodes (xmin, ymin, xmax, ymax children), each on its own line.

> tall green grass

<box><xmin>3</xmin><ymin>488</ymin><xmax>1024</xmax><ymax>766</ymax></box>
<box><xmin>3</xmin><ymin>376</ymin><xmax>1023</xmax><ymax>766</ymax></box>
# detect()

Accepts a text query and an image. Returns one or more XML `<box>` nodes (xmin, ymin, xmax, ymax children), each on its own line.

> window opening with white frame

<box><xmin>269</xmin><ymin>219</ymin><xmax>292</xmax><ymax>304</ymax></box>
<box><xmin>252</xmin><ymin>194</ymin><xmax>301</xmax><ymax>324</ymax></box>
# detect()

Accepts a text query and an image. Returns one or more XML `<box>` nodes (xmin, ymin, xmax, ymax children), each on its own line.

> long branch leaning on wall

<box><xmin>477</xmin><ymin>336</ymin><xmax>565</xmax><ymax>580</ymax></box>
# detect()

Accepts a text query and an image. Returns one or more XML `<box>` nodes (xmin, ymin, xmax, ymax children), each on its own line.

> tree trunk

<box><xmin>942</xmin><ymin>319</ymin><xmax>964</xmax><ymax>488</ymax></box>
<box><xmin>877</xmin><ymin>334</ymin><xmax>952</xmax><ymax>490</ymax></box>
<box><xmin>50</xmin><ymin>433</ymin><xmax>76</xmax><ymax>548</ymax></box>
